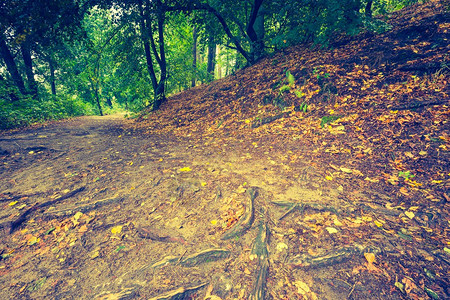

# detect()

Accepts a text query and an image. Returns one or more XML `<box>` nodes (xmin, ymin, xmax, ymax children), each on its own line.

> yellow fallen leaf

<box><xmin>178</xmin><ymin>167</ymin><xmax>191</xmax><ymax>172</ymax></box>
<box><xmin>333</xmin><ymin>219</ymin><xmax>343</xmax><ymax>226</ymax></box>
<box><xmin>73</xmin><ymin>212</ymin><xmax>83</xmax><ymax>220</ymax></box>
<box><xmin>364</xmin><ymin>177</ymin><xmax>379</xmax><ymax>183</ymax></box>
<box><xmin>325</xmin><ymin>227</ymin><xmax>338</xmax><ymax>234</ymax></box>
<box><xmin>111</xmin><ymin>225</ymin><xmax>123</xmax><ymax>234</ymax></box>
<box><xmin>352</xmin><ymin>169</ymin><xmax>364</xmax><ymax>176</ymax></box>
<box><xmin>404</xmin><ymin>152</ymin><xmax>414</xmax><ymax>158</ymax></box>
<box><xmin>201</xmin><ymin>182</ymin><xmax>207</xmax><ymax>186</ymax></box>
<box><xmin>236</xmin><ymin>185</ymin><xmax>247</xmax><ymax>193</ymax></box>
<box><xmin>8</xmin><ymin>201</ymin><xmax>18</xmax><ymax>206</ymax></box>
<box><xmin>325</xmin><ymin>175</ymin><xmax>333</xmax><ymax>181</ymax></box>
<box><xmin>419</xmin><ymin>151</ymin><xmax>427</xmax><ymax>156</ymax></box>
<box><xmin>374</xmin><ymin>220</ymin><xmax>383</xmax><ymax>227</ymax></box>
<box><xmin>405</xmin><ymin>211</ymin><xmax>415</xmax><ymax>219</ymax></box>
<box><xmin>340</xmin><ymin>167</ymin><xmax>352</xmax><ymax>174</ymax></box>
<box><xmin>276</xmin><ymin>242</ymin><xmax>288</xmax><ymax>252</ymax></box>
<box><xmin>364</xmin><ymin>252</ymin><xmax>375</xmax><ymax>264</ymax></box>
<box><xmin>294</xmin><ymin>281</ymin><xmax>311</xmax><ymax>294</ymax></box>
<box><xmin>210</xmin><ymin>220</ymin><xmax>218</xmax><ymax>225</ymax></box>
<box><xmin>78</xmin><ymin>225</ymin><xmax>88</xmax><ymax>233</ymax></box>
<box><xmin>28</xmin><ymin>236</ymin><xmax>39</xmax><ymax>246</ymax></box>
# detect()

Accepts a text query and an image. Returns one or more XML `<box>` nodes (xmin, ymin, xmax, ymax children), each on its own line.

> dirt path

<box><xmin>0</xmin><ymin>115</ymin><xmax>447</xmax><ymax>299</ymax></box>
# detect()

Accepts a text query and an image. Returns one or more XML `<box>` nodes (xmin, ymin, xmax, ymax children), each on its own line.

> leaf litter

<box><xmin>0</xmin><ymin>1</ymin><xmax>449</xmax><ymax>299</ymax></box>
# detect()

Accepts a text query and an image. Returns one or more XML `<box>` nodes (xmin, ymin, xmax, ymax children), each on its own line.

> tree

<box><xmin>0</xmin><ymin>0</ymin><xmax>82</xmax><ymax>100</ymax></box>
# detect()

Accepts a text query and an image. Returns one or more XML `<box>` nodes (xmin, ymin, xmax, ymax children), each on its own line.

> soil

<box><xmin>1</xmin><ymin>1</ymin><xmax>449</xmax><ymax>299</ymax></box>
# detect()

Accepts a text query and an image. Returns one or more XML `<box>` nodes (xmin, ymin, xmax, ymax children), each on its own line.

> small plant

<box><xmin>320</xmin><ymin>115</ymin><xmax>341</xmax><ymax>127</ymax></box>
<box><xmin>294</xmin><ymin>90</ymin><xmax>305</xmax><ymax>98</ymax></box>
<box><xmin>279</xmin><ymin>85</ymin><xmax>290</xmax><ymax>93</ymax></box>
<box><xmin>399</xmin><ymin>171</ymin><xmax>415</xmax><ymax>180</ymax></box>
<box><xmin>286</xmin><ymin>70</ymin><xmax>295</xmax><ymax>85</ymax></box>
<box><xmin>295</xmin><ymin>102</ymin><xmax>308</xmax><ymax>112</ymax></box>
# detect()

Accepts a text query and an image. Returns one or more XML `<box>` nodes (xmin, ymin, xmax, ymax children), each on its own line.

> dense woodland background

<box><xmin>0</xmin><ymin>0</ymin><xmax>440</xmax><ymax>129</ymax></box>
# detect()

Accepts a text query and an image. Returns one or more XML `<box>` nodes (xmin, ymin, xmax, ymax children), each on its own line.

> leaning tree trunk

<box><xmin>49</xmin><ymin>58</ymin><xmax>56</xmax><ymax>95</ymax></box>
<box><xmin>21</xmin><ymin>42</ymin><xmax>39</xmax><ymax>99</ymax></box>
<box><xmin>207</xmin><ymin>40</ymin><xmax>216</xmax><ymax>81</ymax></box>
<box><xmin>192</xmin><ymin>26</ymin><xmax>197</xmax><ymax>88</ymax></box>
<box><xmin>0</xmin><ymin>37</ymin><xmax>26</xmax><ymax>98</ymax></box>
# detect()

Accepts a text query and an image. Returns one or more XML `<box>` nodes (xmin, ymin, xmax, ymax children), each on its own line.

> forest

<box><xmin>0</xmin><ymin>0</ymin><xmax>449</xmax><ymax>299</ymax></box>
<box><xmin>0</xmin><ymin>0</ymin><xmax>427</xmax><ymax>128</ymax></box>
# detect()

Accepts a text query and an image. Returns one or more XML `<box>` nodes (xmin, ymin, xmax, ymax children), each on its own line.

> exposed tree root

<box><xmin>148</xmin><ymin>282</ymin><xmax>208</xmax><ymax>300</ymax></box>
<box><xmin>221</xmin><ymin>187</ymin><xmax>257</xmax><ymax>240</ymax></box>
<box><xmin>289</xmin><ymin>244</ymin><xmax>381</xmax><ymax>269</ymax></box>
<box><xmin>41</xmin><ymin>196</ymin><xmax>125</xmax><ymax>219</ymax></box>
<box><xmin>272</xmin><ymin>200</ymin><xmax>340</xmax><ymax>220</ymax></box>
<box><xmin>250</xmin><ymin>218</ymin><xmax>270</xmax><ymax>300</ymax></box>
<box><xmin>148</xmin><ymin>248</ymin><xmax>231</xmax><ymax>269</ymax></box>
<box><xmin>6</xmin><ymin>186</ymin><xmax>85</xmax><ymax>233</ymax></box>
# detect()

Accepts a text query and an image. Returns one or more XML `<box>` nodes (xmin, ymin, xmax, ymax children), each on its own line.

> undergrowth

<box><xmin>0</xmin><ymin>95</ymin><xmax>94</xmax><ymax>130</ymax></box>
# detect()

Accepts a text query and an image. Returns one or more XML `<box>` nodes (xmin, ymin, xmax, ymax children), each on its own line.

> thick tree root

<box><xmin>289</xmin><ymin>244</ymin><xmax>381</xmax><ymax>269</ymax></box>
<box><xmin>149</xmin><ymin>248</ymin><xmax>231</xmax><ymax>269</ymax></box>
<box><xmin>148</xmin><ymin>282</ymin><xmax>208</xmax><ymax>300</ymax></box>
<box><xmin>6</xmin><ymin>186</ymin><xmax>86</xmax><ymax>233</ymax></box>
<box><xmin>250</xmin><ymin>219</ymin><xmax>270</xmax><ymax>300</ymax></box>
<box><xmin>42</xmin><ymin>196</ymin><xmax>125</xmax><ymax>219</ymax></box>
<box><xmin>272</xmin><ymin>200</ymin><xmax>340</xmax><ymax>220</ymax></box>
<box><xmin>221</xmin><ymin>187</ymin><xmax>257</xmax><ymax>240</ymax></box>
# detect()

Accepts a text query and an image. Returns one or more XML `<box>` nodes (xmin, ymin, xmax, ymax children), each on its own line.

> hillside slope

<box><xmin>134</xmin><ymin>0</ymin><xmax>449</xmax><ymax>297</ymax></box>
<box><xmin>139</xmin><ymin>0</ymin><xmax>448</xmax><ymax>201</ymax></box>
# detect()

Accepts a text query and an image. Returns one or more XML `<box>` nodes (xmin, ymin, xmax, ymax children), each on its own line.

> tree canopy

<box><xmin>0</xmin><ymin>0</ymin><xmax>424</xmax><ymax>128</ymax></box>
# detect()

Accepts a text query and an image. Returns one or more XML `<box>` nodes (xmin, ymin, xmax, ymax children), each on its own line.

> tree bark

<box><xmin>20</xmin><ymin>42</ymin><xmax>39</xmax><ymax>99</ymax></box>
<box><xmin>49</xmin><ymin>58</ymin><xmax>56</xmax><ymax>95</ymax></box>
<box><xmin>365</xmin><ymin>0</ymin><xmax>373</xmax><ymax>18</ymax></box>
<box><xmin>207</xmin><ymin>37</ymin><xmax>216</xmax><ymax>80</ymax></box>
<box><xmin>0</xmin><ymin>37</ymin><xmax>26</xmax><ymax>97</ymax></box>
<box><xmin>192</xmin><ymin>26</ymin><xmax>197</xmax><ymax>87</ymax></box>
<box><xmin>138</xmin><ymin>0</ymin><xmax>167</xmax><ymax>111</ymax></box>
<box><xmin>246</xmin><ymin>0</ymin><xmax>265</xmax><ymax>63</ymax></box>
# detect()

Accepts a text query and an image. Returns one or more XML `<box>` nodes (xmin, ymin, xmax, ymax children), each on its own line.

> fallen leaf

<box><xmin>111</xmin><ymin>225</ymin><xmax>123</xmax><ymax>234</ymax></box>
<box><xmin>325</xmin><ymin>227</ymin><xmax>338</xmax><ymax>234</ymax></box>
<box><xmin>340</xmin><ymin>167</ymin><xmax>352</xmax><ymax>173</ymax></box>
<box><xmin>178</xmin><ymin>167</ymin><xmax>192</xmax><ymax>172</ymax></box>
<box><xmin>405</xmin><ymin>211</ymin><xmax>415</xmax><ymax>219</ymax></box>
<box><xmin>294</xmin><ymin>280</ymin><xmax>311</xmax><ymax>294</ymax></box>
<box><xmin>276</xmin><ymin>242</ymin><xmax>288</xmax><ymax>252</ymax></box>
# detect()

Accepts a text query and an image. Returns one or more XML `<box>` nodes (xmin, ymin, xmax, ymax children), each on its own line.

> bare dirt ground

<box><xmin>0</xmin><ymin>111</ymin><xmax>447</xmax><ymax>299</ymax></box>
<box><xmin>1</xmin><ymin>2</ymin><xmax>449</xmax><ymax>299</ymax></box>
<box><xmin>0</xmin><ymin>114</ymin><xmax>344</xmax><ymax>299</ymax></box>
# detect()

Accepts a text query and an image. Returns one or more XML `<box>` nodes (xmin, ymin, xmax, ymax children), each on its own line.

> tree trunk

<box><xmin>94</xmin><ymin>82</ymin><xmax>103</xmax><ymax>116</ymax></box>
<box><xmin>138</xmin><ymin>0</ymin><xmax>167</xmax><ymax>111</ymax></box>
<box><xmin>0</xmin><ymin>37</ymin><xmax>26</xmax><ymax>97</ymax></box>
<box><xmin>21</xmin><ymin>42</ymin><xmax>39</xmax><ymax>99</ymax></box>
<box><xmin>207</xmin><ymin>39</ymin><xmax>216</xmax><ymax>81</ymax></box>
<box><xmin>0</xmin><ymin>75</ymin><xmax>19</xmax><ymax>102</ymax></box>
<box><xmin>246</xmin><ymin>0</ymin><xmax>265</xmax><ymax>63</ymax></box>
<box><xmin>365</xmin><ymin>0</ymin><xmax>373</xmax><ymax>18</ymax></box>
<box><xmin>192</xmin><ymin>26</ymin><xmax>197</xmax><ymax>87</ymax></box>
<box><xmin>152</xmin><ymin>0</ymin><xmax>167</xmax><ymax>110</ymax></box>
<box><xmin>49</xmin><ymin>58</ymin><xmax>56</xmax><ymax>95</ymax></box>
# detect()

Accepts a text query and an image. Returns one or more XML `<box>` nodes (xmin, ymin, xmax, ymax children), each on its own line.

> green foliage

<box><xmin>320</xmin><ymin>115</ymin><xmax>342</xmax><ymax>127</ymax></box>
<box><xmin>294</xmin><ymin>90</ymin><xmax>305</xmax><ymax>98</ymax></box>
<box><xmin>286</xmin><ymin>70</ymin><xmax>295</xmax><ymax>85</ymax></box>
<box><xmin>399</xmin><ymin>170</ymin><xmax>415</xmax><ymax>179</ymax></box>
<box><xmin>279</xmin><ymin>85</ymin><xmax>291</xmax><ymax>93</ymax></box>
<box><xmin>0</xmin><ymin>95</ymin><xmax>93</xmax><ymax>130</ymax></box>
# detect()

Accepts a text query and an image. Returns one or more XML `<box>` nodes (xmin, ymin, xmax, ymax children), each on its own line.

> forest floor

<box><xmin>0</xmin><ymin>1</ymin><xmax>449</xmax><ymax>299</ymax></box>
